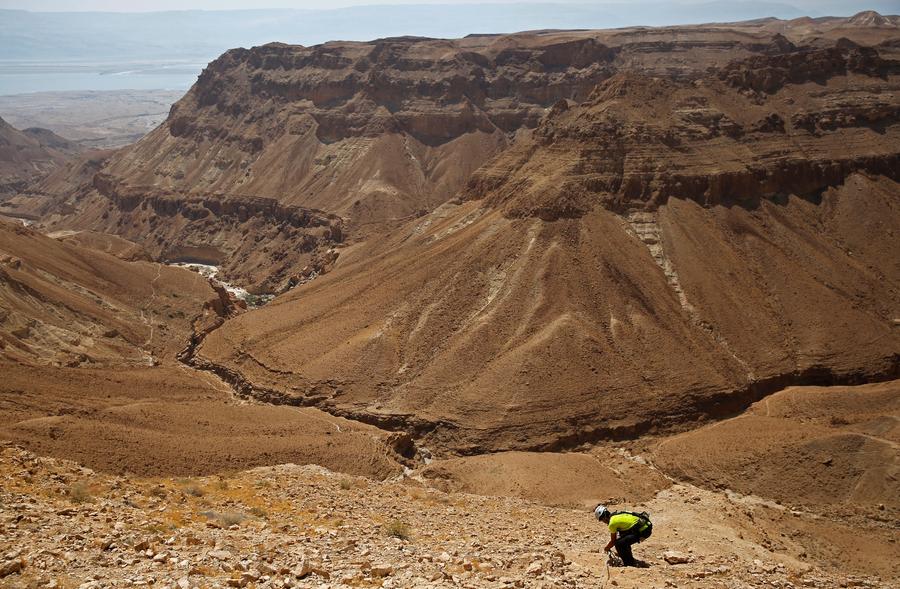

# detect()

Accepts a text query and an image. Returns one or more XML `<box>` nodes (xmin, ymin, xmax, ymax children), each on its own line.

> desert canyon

<box><xmin>0</xmin><ymin>10</ymin><xmax>898</xmax><ymax>589</ymax></box>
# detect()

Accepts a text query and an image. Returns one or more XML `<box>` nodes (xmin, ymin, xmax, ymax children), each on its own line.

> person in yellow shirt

<box><xmin>594</xmin><ymin>504</ymin><xmax>653</xmax><ymax>567</ymax></box>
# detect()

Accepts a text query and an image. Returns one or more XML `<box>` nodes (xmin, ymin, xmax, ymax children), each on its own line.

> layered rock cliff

<box><xmin>193</xmin><ymin>29</ymin><xmax>900</xmax><ymax>454</ymax></box>
<box><xmin>39</xmin><ymin>25</ymin><xmax>839</xmax><ymax>290</ymax></box>
<box><xmin>465</xmin><ymin>45</ymin><xmax>900</xmax><ymax>219</ymax></box>
<box><xmin>19</xmin><ymin>18</ymin><xmax>900</xmax><ymax>454</ymax></box>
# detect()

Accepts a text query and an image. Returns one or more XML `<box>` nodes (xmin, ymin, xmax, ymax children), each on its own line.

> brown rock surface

<box><xmin>760</xmin><ymin>11</ymin><xmax>900</xmax><ymax>46</ymax></box>
<box><xmin>0</xmin><ymin>116</ymin><xmax>79</xmax><ymax>200</ymax></box>
<box><xmin>1</xmin><ymin>418</ymin><xmax>898</xmax><ymax>587</ymax></box>
<box><xmin>0</xmin><ymin>217</ymin><xmax>405</xmax><ymax>478</ymax></box>
<box><xmin>0</xmin><ymin>218</ymin><xmax>217</xmax><ymax>364</ymax></box>
<box><xmin>36</xmin><ymin>22</ymin><xmax>890</xmax><ymax>290</ymax></box>
<box><xmin>1</xmin><ymin>13</ymin><xmax>898</xmax><ymax>588</ymax></box>
<box><xmin>185</xmin><ymin>25</ymin><xmax>900</xmax><ymax>452</ymax></box>
<box><xmin>0</xmin><ymin>362</ymin><xmax>403</xmax><ymax>479</ymax></box>
<box><xmin>8</xmin><ymin>15</ymin><xmax>898</xmax><ymax>463</ymax></box>
<box><xmin>467</xmin><ymin>67</ymin><xmax>900</xmax><ymax>217</ymax></box>
<box><xmin>198</xmin><ymin>164</ymin><xmax>899</xmax><ymax>454</ymax></box>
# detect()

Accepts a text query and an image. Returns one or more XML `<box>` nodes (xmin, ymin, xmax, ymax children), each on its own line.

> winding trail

<box><xmin>140</xmin><ymin>262</ymin><xmax>163</xmax><ymax>353</ymax></box>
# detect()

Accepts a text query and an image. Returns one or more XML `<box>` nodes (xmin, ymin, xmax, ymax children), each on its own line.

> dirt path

<box><xmin>138</xmin><ymin>262</ymin><xmax>163</xmax><ymax>357</ymax></box>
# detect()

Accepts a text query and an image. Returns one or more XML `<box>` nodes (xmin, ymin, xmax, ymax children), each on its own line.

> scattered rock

<box><xmin>0</xmin><ymin>558</ymin><xmax>24</xmax><ymax>577</ymax></box>
<box><xmin>664</xmin><ymin>550</ymin><xmax>693</xmax><ymax>565</ymax></box>
<box><xmin>526</xmin><ymin>561</ymin><xmax>543</xmax><ymax>575</ymax></box>
<box><xmin>209</xmin><ymin>549</ymin><xmax>232</xmax><ymax>561</ymax></box>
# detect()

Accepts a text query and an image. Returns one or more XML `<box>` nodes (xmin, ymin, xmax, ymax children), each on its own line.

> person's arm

<box><xmin>604</xmin><ymin>531</ymin><xmax>617</xmax><ymax>552</ymax></box>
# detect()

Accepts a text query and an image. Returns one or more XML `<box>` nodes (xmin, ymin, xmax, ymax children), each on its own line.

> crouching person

<box><xmin>594</xmin><ymin>504</ymin><xmax>652</xmax><ymax>567</ymax></box>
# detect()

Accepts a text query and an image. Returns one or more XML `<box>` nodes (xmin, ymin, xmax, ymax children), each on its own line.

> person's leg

<box><xmin>614</xmin><ymin>532</ymin><xmax>639</xmax><ymax>566</ymax></box>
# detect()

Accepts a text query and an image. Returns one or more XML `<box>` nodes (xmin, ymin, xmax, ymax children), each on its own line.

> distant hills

<box><xmin>2</xmin><ymin>2</ymin><xmax>899</xmax><ymax>62</ymax></box>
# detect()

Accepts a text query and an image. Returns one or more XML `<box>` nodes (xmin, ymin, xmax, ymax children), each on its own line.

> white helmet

<box><xmin>594</xmin><ymin>504</ymin><xmax>610</xmax><ymax>521</ymax></box>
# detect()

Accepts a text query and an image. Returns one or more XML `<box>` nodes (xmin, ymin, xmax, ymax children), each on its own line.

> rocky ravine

<box><xmin>0</xmin><ymin>216</ymin><xmax>413</xmax><ymax>481</ymax></box>
<box><xmin>6</xmin><ymin>16</ymin><xmax>899</xmax><ymax>457</ymax></box>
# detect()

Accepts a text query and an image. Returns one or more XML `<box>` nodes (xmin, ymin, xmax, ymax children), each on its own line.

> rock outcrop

<box><xmin>105</xmin><ymin>27</ymin><xmax>821</xmax><ymax>224</ymax></box>
<box><xmin>718</xmin><ymin>39</ymin><xmax>893</xmax><ymax>94</ymax></box>
<box><xmin>465</xmin><ymin>65</ymin><xmax>900</xmax><ymax>219</ymax></box>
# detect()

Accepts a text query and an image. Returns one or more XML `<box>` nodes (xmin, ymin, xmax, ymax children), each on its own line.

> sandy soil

<box><xmin>0</xmin><ymin>361</ymin><xmax>404</xmax><ymax>480</ymax></box>
<box><xmin>52</xmin><ymin>230</ymin><xmax>152</xmax><ymax>261</ymax></box>
<box><xmin>420</xmin><ymin>449</ymin><xmax>669</xmax><ymax>507</ymax></box>
<box><xmin>0</xmin><ymin>218</ymin><xmax>217</xmax><ymax>364</ymax></box>
<box><xmin>651</xmin><ymin>381</ymin><xmax>900</xmax><ymax>509</ymax></box>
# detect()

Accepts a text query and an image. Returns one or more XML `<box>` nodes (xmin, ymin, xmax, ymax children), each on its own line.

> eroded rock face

<box><xmin>198</xmin><ymin>173</ymin><xmax>899</xmax><ymax>455</ymax></box>
<box><xmin>464</xmin><ymin>64</ymin><xmax>900</xmax><ymax>220</ymax></box>
<box><xmin>41</xmin><ymin>26</ymin><xmax>871</xmax><ymax>290</ymax></box>
<box><xmin>0</xmin><ymin>117</ymin><xmax>78</xmax><ymax>198</ymax></box>
<box><xmin>39</xmin><ymin>22</ymin><xmax>899</xmax><ymax>290</ymax></box>
<box><xmin>102</xmin><ymin>34</ymin><xmax>624</xmax><ymax>226</ymax></box>
<box><xmin>718</xmin><ymin>39</ymin><xmax>891</xmax><ymax>94</ymax></box>
<box><xmin>97</xmin><ymin>27</ymin><xmax>817</xmax><ymax>219</ymax></box>
<box><xmin>23</xmin><ymin>22</ymin><xmax>900</xmax><ymax>451</ymax></box>
<box><xmin>0</xmin><ymin>219</ymin><xmax>220</xmax><ymax>366</ymax></box>
<box><xmin>193</xmin><ymin>31</ymin><xmax>900</xmax><ymax>454</ymax></box>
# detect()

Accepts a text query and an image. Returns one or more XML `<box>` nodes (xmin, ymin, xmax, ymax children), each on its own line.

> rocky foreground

<box><xmin>0</xmin><ymin>442</ymin><xmax>890</xmax><ymax>589</ymax></box>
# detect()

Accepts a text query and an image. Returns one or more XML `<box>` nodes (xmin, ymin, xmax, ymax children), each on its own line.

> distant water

<box><xmin>0</xmin><ymin>60</ymin><xmax>208</xmax><ymax>96</ymax></box>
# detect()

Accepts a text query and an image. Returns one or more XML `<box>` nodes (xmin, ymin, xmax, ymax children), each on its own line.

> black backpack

<box><xmin>612</xmin><ymin>510</ymin><xmax>652</xmax><ymax>530</ymax></box>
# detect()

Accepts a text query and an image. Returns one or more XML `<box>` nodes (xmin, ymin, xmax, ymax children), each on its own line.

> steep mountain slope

<box><xmin>33</xmin><ymin>17</ymin><xmax>899</xmax><ymax>294</ymax></box>
<box><xmin>38</xmin><ymin>24</ymin><xmax>829</xmax><ymax>291</ymax></box>
<box><xmin>19</xmin><ymin>127</ymin><xmax>84</xmax><ymax>156</ymax></box>
<box><xmin>196</xmin><ymin>45</ymin><xmax>900</xmax><ymax>454</ymax></box>
<box><xmin>0</xmin><ymin>218</ymin><xmax>220</xmax><ymax>365</ymax></box>
<box><xmin>15</xmin><ymin>17</ymin><xmax>900</xmax><ymax>455</ymax></box>
<box><xmin>0</xmin><ymin>117</ymin><xmax>77</xmax><ymax>198</ymax></box>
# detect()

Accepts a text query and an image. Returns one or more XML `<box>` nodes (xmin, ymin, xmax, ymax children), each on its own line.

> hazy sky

<box><xmin>4</xmin><ymin>0</ymin><xmax>878</xmax><ymax>11</ymax></box>
<box><xmin>10</xmin><ymin>0</ymin><xmax>588</xmax><ymax>9</ymax></box>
